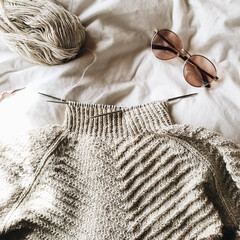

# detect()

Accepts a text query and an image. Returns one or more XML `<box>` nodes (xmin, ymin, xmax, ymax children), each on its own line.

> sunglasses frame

<box><xmin>151</xmin><ymin>29</ymin><xmax>219</xmax><ymax>88</ymax></box>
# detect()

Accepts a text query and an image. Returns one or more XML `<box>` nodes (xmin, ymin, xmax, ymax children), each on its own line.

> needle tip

<box><xmin>167</xmin><ymin>92</ymin><xmax>198</xmax><ymax>102</ymax></box>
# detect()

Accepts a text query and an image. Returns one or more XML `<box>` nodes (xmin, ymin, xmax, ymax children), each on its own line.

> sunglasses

<box><xmin>151</xmin><ymin>29</ymin><xmax>219</xmax><ymax>88</ymax></box>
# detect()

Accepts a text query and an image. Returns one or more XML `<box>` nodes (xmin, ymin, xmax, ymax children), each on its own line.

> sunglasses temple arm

<box><xmin>152</xmin><ymin>44</ymin><xmax>191</xmax><ymax>63</ymax></box>
<box><xmin>154</xmin><ymin>31</ymin><xmax>189</xmax><ymax>60</ymax></box>
<box><xmin>199</xmin><ymin>69</ymin><xmax>211</xmax><ymax>87</ymax></box>
<box><xmin>157</xmin><ymin>32</ymin><xmax>181</xmax><ymax>54</ymax></box>
<box><xmin>187</xmin><ymin>58</ymin><xmax>218</xmax><ymax>80</ymax></box>
<box><xmin>152</xmin><ymin>44</ymin><xmax>178</xmax><ymax>55</ymax></box>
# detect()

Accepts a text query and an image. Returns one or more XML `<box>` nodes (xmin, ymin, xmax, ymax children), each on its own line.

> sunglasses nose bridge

<box><xmin>178</xmin><ymin>49</ymin><xmax>191</xmax><ymax>58</ymax></box>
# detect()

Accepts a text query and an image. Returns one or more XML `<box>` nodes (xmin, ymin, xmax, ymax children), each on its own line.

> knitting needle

<box><xmin>39</xmin><ymin>92</ymin><xmax>198</xmax><ymax>105</ymax></box>
<box><xmin>167</xmin><ymin>92</ymin><xmax>198</xmax><ymax>102</ymax></box>
<box><xmin>46</xmin><ymin>100</ymin><xmax>69</xmax><ymax>104</ymax></box>
<box><xmin>89</xmin><ymin>93</ymin><xmax>198</xmax><ymax>118</ymax></box>
<box><xmin>89</xmin><ymin>110</ymin><xmax>122</xmax><ymax>119</ymax></box>
<box><xmin>38</xmin><ymin>92</ymin><xmax>198</xmax><ymax>118</ymax></box>
<box><xmin>42</xmin><ymin>98</ymin><xmax>123</xmax><ymax>118</ymax></box>
<box><xmin>39</xmin><ymin>94</ymin><xmax>124</xmax><ymax>118</ymax></box>
<box><xmin>38</xmin><ymin>92</ymin><xmax>67</xmax><ymax>102</ymax></box>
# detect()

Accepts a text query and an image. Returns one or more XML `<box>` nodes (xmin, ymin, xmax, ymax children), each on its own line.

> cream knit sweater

<box><xmin>0</xmin><ymin>101</ymin><xmax>239</xmax><ymax>240</ymax></box>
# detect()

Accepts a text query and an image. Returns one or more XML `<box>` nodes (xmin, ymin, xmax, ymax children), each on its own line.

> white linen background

<box><xmin>0</xmin><ymin>0</ymin><xmax>239</xmax><ymax>143</ymax></box>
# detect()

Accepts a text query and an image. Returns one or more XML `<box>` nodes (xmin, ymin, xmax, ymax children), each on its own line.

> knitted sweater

<box><xmin>0</xmin><ymin>101</ymin><xmax>239</xmax><ymax>240</ymax></box>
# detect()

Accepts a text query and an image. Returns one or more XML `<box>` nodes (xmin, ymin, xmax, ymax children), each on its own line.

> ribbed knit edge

<box><xmin>63</xmin><ymin>100</ymin><xmax>173</xmax><ymax>138</ymax></box>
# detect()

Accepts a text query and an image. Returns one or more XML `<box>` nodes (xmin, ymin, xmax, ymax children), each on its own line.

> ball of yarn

<box><xmin>0</xmin><ymin>0</ymin><xmax>85</xmax><ymax>65</ymax></box>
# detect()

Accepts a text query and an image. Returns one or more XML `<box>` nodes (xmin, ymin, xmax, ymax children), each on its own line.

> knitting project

<box><xmin>0</xmin><ymin>101</ymin><xmax>239</xmax><ymax>239</ymax></box>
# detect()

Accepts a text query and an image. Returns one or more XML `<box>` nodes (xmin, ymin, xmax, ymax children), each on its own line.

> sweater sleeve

<box><xmin>163</xmin><ymin>124</ymin><xmax>240</xmax><ymax>236</ymax></box>
<box><xmin>0</xmin><ymin>125</ymin><xmax>65</xmax><ymax>235</ymax></box>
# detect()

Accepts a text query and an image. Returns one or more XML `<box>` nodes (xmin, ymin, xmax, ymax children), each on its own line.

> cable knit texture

<box><xmin>0</xmin><ymin>101</ymin><xmax>239</xmax><ymax>240</ymax></box>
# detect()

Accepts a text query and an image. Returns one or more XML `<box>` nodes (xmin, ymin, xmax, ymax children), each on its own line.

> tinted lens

<box><xmin>152</xmin><ymin>29</ymin><xmax>183</xmax><ymax>60</ymax></box>
<box><xmin>183</xmin><ymin>55</ymin><xmax>217</xmax><ymax>87</ymax></box>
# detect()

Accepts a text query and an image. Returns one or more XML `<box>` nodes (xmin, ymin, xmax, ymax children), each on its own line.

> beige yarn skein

<box><xmin>0</xmin><ymin>0</ymin><xmax>85</xmax><ymax>65</ymax></box>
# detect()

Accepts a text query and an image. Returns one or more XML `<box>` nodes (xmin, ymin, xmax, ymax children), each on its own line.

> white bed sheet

<box><xmin>0</xmin><ymin>0</ymin><xmax>240</xmax><ymax>143</ymax></box>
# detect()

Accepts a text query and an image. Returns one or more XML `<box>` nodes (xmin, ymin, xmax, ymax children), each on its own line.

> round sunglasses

<box><xmin>151</xmin><ymin>29</ymin><xmax>219</xmax><ymax>88</ymax></box>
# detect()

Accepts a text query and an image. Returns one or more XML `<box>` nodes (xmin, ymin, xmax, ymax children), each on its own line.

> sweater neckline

<box><xmin>63</xmin><ymin>100</ymin><xmax>173</xmax><ymax>138</ymax></box>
